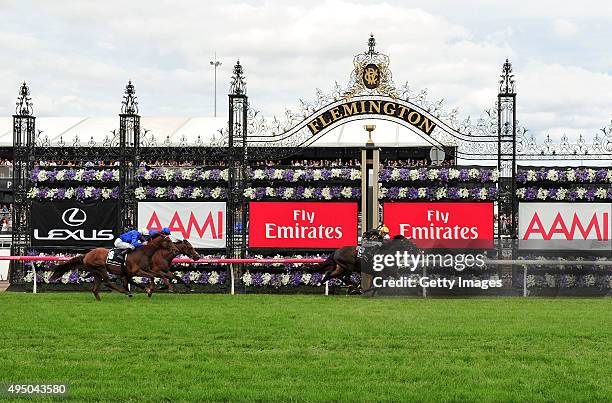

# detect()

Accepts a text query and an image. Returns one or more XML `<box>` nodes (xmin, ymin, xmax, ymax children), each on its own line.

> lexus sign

<box><xmin>31</xmin><ymin>201</ymin><xmax>118</xmax><ymax>247</ymax></box>
<box><xmin>137</xmin><ymin>202</ymin><xmax>226</xmax><ymax>248</ymax></box>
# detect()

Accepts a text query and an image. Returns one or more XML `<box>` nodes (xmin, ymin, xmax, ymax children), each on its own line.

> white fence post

<box><xmin>523</xmin><ymin>266</ymin><xmax>527</xmax><ymax>297</ymax></box>
<box><xmin>32</xmin><ymin>266</ymin><xmax>37</xmax><ymax>294</ymax></box>
<box><xmin>230</xmin><ymin>263</ymin><xmax>235</xmax><ymax>295</ymax></box>
<box><xmin>324</xmin><ymin>281</ymin><xmax>329</xmax><ymax>296</ymax></box>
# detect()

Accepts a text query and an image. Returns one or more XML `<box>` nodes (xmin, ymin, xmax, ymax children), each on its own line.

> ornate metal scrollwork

<box><xmin>121</xmin><ymin>81</ymin><xmax>138</xmax><ymax>114</ymax></box>
<box><xmin>15</xmin><ymin>82</ymin><xmax>33</xmax><ymax>116</ymax></box>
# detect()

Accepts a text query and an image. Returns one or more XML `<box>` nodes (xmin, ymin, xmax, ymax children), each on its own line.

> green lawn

<box><xmin>0</xmin><ymin>293</ymin><xmax>610</xmax><ymax>402</ymax></box>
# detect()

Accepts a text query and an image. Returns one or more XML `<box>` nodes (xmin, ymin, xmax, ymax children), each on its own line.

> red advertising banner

<box><xmin>249</xmin><ymin>202</ymin><xmax>358</xmax><ymax>248</ymax></box>
<box><xmin>384</xmin><ymin>202</ymin><xmax>494</xmax><ymax>248</ymax></box>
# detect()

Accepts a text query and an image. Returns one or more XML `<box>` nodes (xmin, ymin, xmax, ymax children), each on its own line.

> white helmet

<box><xmin>139</xmin><ymin>228</ymin><xmax>149</xmax><ymax>236</ymax></box>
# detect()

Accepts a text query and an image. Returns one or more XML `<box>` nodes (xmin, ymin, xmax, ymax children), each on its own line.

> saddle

<box><xmin>106</xmin><ymin>248</ymin><xmax>127</xmax><ymax>267</ymax></box>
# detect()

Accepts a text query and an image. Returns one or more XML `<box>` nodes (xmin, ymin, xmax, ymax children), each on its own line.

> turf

<box><xmin>0</xmin><ymin>293</ymin><xmax>610</xmax><ymax>402</ymax></box>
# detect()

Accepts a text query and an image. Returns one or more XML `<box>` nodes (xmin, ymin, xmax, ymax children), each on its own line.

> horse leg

<box><xmin>98</xmin><ymin>268</ymin><xmax>130</xmax><ymax>296</ymax></box>
<box><xmin>91</xmin><ymin>274</ymin><xmax>102</xmax><ymax>301</ymax></box>
<box><xmin>321</xmin><ymin>264</ymin><xmax>343</xmax><ymax>284</ymax></box>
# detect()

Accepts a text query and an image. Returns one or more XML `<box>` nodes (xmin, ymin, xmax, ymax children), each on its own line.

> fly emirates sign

<box><xmin>519</xmin><ymin>203</ymin><xmax>611</xmax><ymax>250</ymax></box>
<box><xmin>384</xmin><ymin>202</ymin><xmax>494</xmax><ymax>249</ymax></box>
<box><xmin>249</xmin><ymin>202</ymin><xmax>358</xmax><ymax>248</ymax></box>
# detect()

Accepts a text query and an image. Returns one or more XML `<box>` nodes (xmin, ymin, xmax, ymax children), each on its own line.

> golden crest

<box><xmin>343</xmin><ymin>35</ymin><xmax>398</xmax><ymax>99</ymax></box>
<box><xmin>362</xmin><ymin>64</ymin><xmax>380</xmax><ymax>89</ymax></box>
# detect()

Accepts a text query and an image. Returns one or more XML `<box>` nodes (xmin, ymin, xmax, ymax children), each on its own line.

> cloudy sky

<box><xmin>2</xmin><ymin>0</ymin><xmax>612</xmax><ymax>140</ymax></box>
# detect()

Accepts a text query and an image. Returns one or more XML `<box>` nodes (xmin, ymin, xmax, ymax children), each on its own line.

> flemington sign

<box><xmin>306</xmin><ymin>99</ymin><xmax>437</xmax><ymax>136</ymax></box>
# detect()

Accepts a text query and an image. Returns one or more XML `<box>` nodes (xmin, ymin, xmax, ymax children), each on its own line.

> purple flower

<box><xmin>480</xmin><ymin>170</ymin><xmax>492</xmax><ymax>182</ymax></box>
<box><xmin>251</xmin><ymin>272</ymin><xmax>264</xmax><ymax>286</ymax></box>
<box><xmin>302</xmin><ymin>170</ymin><xmax>314</xmax><ymax>181</ymax></box>
<box><xmin>596</xmin><ymin>169</ymin><xmax>608</xmax><ymax>182</ymax></box>
<box><xmin>567</xmin><ymin>190</ymin><xmax>578</xmax><ymax>201</ymax></box>
<box><xmin>110</xmin><ymin>187</ymin><xmax>120</xmax><ymax>199</ymax></box>
<box><xmin>447</xmin><ymin>187</ymin><xmax>459</xmax><ymax>199</ymax></box>
<box><xmin>218</xmin><ymin>270</ymin><xmax>226</xmax><ymax>284</ymax></box>
<box><xmin>516</xmin><ymin>171</ymin><xmax>527</xmax><ymax>184</ymax></box>
<box><xmin>31</xmin><ymin>167</ymin><xmax>41</xmax><ymax>182</ymax></box>
<box><xmin>65</xmin><ymin>169</ymin><xmax>76</xmax><ymax>180</ymax></box>
<box><xmin>408</xmin><ymin>188</ymin><xmax>419</xmax><ymax>199</ymax></box>
<box><xmin>82</xmin><ymin>170</ymin><xmax>95</xmax><ymax>182</ymax></box>
<box><xmin>386</xmin><ymin>187</ymin><xmax>400</xmax><ymax>200</ymax></box>
<box><xmin>585</xmin><ymin>188</ymin><xmax>596</xmax><ymax>201</ymax></box>
<box><xmin>91</xmin><ymin>188</ymin><xmax>102</xmax><ymax>200</ymax></box>
<box><xmin>320</xmin><ymin>169</ymin><xmax>332</xmax><ymax>179</ymax></box>
<box><xmin>146</xmin><ymin>186</ymin><xmax>156</xmax><ymax>198</ymax></box>
<box><xmin>255</xmin><ymin>188</ymin><xmax>266</xmax><ymax>199</ymax></box>
<box><xmin>488</xmin><ymin>186</ymin><xmax>498</xmax><ymax>199</ymax></box>
<box><xmin>379</xmin><ymin>169</ymin><xmax>392</xmax><ymax>182</ymax></box>
<box><xmin>458</xmin><ymin>169</ymin><xmax>469</xmax><ymax>181</ymax></box>
<box><xmin>313</xmin><ymin>188</ymin><xmax>323</xmax><ymax>199</ymax></box>
<box><xmin>283</xmin><ymin>170</ymin><xmax>295</xmax><ymax>182</ymax></box>
<box><xmin>351</xmin><ymin>188</ymin><xmax>361</xmax><ymax>198</ymax></box>
<box><xmin>418</xmin><ymin>168</ymin><xmax>427</xmax><ymax>181</ymax></box>
<box><xmin>75</xmin><ymin>187</ymin><xmax>86</xmax><ymax>200</ymax></box>
<box><xmin>56</xmin><ymin>188</ymin><xmax>66</xmax><ymax>199</ymax></box>
<box><xmin>310</xmin><ymin>272</ymin><xmax>323</xmax><ymax>285</ymax></box>
<box><xmin>330</xmin><ymin>187</ymin><xmax>341</xmax><ymax>198</ymax></box>
<box><xmin>102</xmin><ymin>171</ymin><xmax>114</xmax><ymax>182</ymax></box>
<box><xmin>290</xmin><ymin>272</ymin><xmax>302</xmax><ymax>286</ymax></box>
<box><xmin>264</xmin><ymin>168</ymin><xmax>275</xmax><ymax>180</ymax></box>
<box><xmin>438</xmin><ymin>169</ymin><xmax>449</xmax><ymax>182</ymax></box>
<box><xmin>209</xmin><ymin>169</ymin><xmax>221</xmax><ymax>181</ymax></box>
<box><xmin>198</xmin><ymin>271</ymin><xmax>210</xmax><ymax>284</ymax></box>
<box><xmin>576</xmin><ymin>169</ymin><xmax>589</xmax><ymax>182</ymax></box>
<box><xmin>524</xmin><ymin>187</ymin><xmax>537</xmax><ymax>201</ymax></box>
<box><xmin>47</xmin><ymin>170</ymin><xmax>58</xmax><ymax>182</ymax></box>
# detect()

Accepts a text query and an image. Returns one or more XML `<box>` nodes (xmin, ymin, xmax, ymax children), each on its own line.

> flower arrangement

<box><xmin>30</xmin><ymin>167</ymin><xmax>120</xmax><ymax>183</ymax></box>
<box><xmin>137</xmin><ymin>168</ymin><xmax>228</xmax><ymax>182</ymax></box>
<box><xmin>241</xmin><ymin>270</ymin><xmax>360</xmax><ymax>288</ymax></box>
<box><xmin>27</xmin><ymin>186</ymin><xmax>119</xmax><ymax>200</ymax></box>
<box><xmin>249</xmin><ymin>167</ymin><xmax>361</xmax><ymax>182</ymax></box>
<box><xmin>244</xmin><ymin>186</ymin><xmax>360</xmax><ymax>200</ymax></box>
<box><xmin>516</xmin><ymin>187</ymin><xmax>612</xmax><ymax>201</ymax></box>
<box><xmin>516</xmin><ymin>168</ymin><xmax>612</xmax><ymax>184</ymax></box>
<box><xmin>522</xmin><ymin>273</ymin><xmax>611</xmax><ymax>288</ymax></box>
<box><xmin>380</xmin><ymin>186</ymin><xmax>498</xmax><ymax>200</ymax></box>
<box><xmin>135</xmin><ymin>186</ymin><xmax>227</xmax><ymax>200</ymax></box>
<box><xmin>379</xmin><ymin>167</ymin><xmax>500</xmax><ymax>183</ymax></box>
<box><xmin>22</xmin><ymin>269</ymin><xmax>227</xmax><ymax>285</ymax></box>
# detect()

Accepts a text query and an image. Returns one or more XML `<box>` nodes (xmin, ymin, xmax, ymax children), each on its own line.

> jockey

<box><xmin>378</xmin><ymin>224</ymin><xmax>390</xmax><ymax>240</ymax></box>
<box><xmin>147</xmin><ymin>227</ymin><xmax>171</xmax><ymax>240</ymax></box>
<box><xmin>113</xmin><ymin>228</ymin><xmax>146</xmax><ymax>259</ymax></box>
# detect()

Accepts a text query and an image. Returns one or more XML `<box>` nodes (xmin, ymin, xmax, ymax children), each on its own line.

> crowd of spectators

<box><xmin>0</xmin><ymin>159</ymin><xmax>12</xmax><ymax>166</ymax></box>
<box><xmin>0</xmin><ymin>204</ymin><xmax>12</xmax><ymax>233</ymax></box>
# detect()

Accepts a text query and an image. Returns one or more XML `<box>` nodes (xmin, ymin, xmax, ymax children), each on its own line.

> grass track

<box><xmin>0</xmin><ymin>293</ymin><xmax>610</xmax><ymax>402</ymax></box>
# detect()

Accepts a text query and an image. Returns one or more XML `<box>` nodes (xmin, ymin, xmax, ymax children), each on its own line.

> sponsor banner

<box><xmin>138</xmin><ymin>202</ymin><xmax>225</xmax><ymax>248</ymax></box>
<box><xmin>249</xmin><ymin>202</ymin><xmax>358</xmax><ymax>248</ymax></box>
<box><xmin>519</xmin><ymin>203</ymin><xmax>612</xmax><ymax>250</ymax></box>
<box><xmin>31</xmin><ymin>201</ymin><xmax>118</xmax><ymax>247</ymax></box>
<box><xmin>384</xmin><ymin>202</ymin><xmax>494</xmax><ymax>249</ymax></box>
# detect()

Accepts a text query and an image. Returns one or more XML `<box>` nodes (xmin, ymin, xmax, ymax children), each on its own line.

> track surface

<box><xmin>0</xmin><ymin>293</ymin><xmax>610</xmax><ymax>402</ymax></box>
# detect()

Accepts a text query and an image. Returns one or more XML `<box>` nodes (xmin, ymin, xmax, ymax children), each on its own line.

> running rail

<box><xmin>0</xmin><ymin>256</ymin><xmax>326</xmax><ymax>264</ymax></box>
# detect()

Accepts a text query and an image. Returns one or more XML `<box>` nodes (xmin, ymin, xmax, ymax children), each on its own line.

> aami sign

<box><xmin>137</xmin><ymin>202</ymin><xmax>225</xmax><ymax>248</ymax></box>
<box><xmin>519</xmin><ymin>203</ymin><xmax>611</xmax><ymax>251</ymax></box>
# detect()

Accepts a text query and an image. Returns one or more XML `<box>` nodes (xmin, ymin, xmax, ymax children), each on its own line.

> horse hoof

<box><xmin>127</xmin><ymin>293</ymin><xmax>133</xmax><ymax>298</ymax></box>
<box><xmin>189</xmin><ymin>289</ymin><xmax>196</xmax><ymax>293</ymax></box>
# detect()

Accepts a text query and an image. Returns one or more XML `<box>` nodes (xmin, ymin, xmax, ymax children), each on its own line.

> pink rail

<box><xmin>0</xmin><ymin>256</ymin><xmax>326</xmax><ymax>264</ymax></box>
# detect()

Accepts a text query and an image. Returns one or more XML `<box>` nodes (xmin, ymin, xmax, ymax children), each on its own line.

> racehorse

<box><xmin>123</xmin><ymin>239</ymin><xmax>201</xmax><ymax>293</ymax></box>
<box><xmin>50</xmin><ymin>234</ymin><xmax>178</xmax><ymax>301</ymax></box>
<box><xmin>319</xmin><ymin>234</ymin><xmax>419</xmax><ymax>295</ymax></box>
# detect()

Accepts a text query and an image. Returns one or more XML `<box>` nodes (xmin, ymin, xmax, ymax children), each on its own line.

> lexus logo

<box><xmin>62</xmin><ymin>208</ymin><xmax>87</xmax><ymax>227</ymax></box>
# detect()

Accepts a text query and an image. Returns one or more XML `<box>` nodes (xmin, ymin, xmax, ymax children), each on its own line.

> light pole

<box><xmin>210</xmin><ymin>53</ymin><xmax>222</xmax><ymax>117</ymax></box>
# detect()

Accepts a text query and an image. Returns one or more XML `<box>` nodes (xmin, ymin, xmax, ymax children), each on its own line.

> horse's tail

<box><xmin>49</xmin><ymin>255</ymin><xmax>84</xmax><ymax>282</ymax></box>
